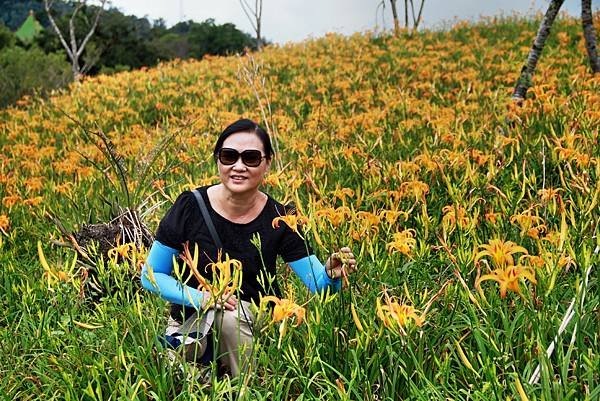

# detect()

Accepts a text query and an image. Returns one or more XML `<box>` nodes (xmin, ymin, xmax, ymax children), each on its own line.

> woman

<box><xmin>141</xmin><ymin>118</ymin><xmax>356</xmax><ymax>377</ymax></box>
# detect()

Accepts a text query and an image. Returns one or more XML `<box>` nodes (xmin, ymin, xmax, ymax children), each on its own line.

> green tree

<box><xmin>2</xmin><ymin>1</ymin><xmax>258</xmax><ymax>73</ymax></box>
<box><xmin>0</xmin><ymin>23</ymin><xmax>15</xmax><ymax>50</ymax></box>
<box><xmin>188</xmin><ymin>19</ymin><xmax>255</xmax><ymax>59</ymax></box>
<box><xmin>90</xmin><ymin>9</ymin><xmax>160</xmax><ymax>73</ymax></box>
<box><xmin>0</xmin><ymin>46</ymin><xmax>71</xmax><ymax>107</ymax></box>
<box><xmin>151</xmin><ymin>32</ymin><xmax>189</xmax><ymax>60</ymax></box>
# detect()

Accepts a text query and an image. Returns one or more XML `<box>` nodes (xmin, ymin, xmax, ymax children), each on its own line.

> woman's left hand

<box><xmin>325</xmin><ymin>247</ymin><xmax>357</xmax><ymax>280</ymax></box>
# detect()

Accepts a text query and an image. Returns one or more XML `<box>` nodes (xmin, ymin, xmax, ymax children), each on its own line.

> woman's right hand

<box><xmin>202</xmin><ymin>291</ymin><xmax>238</xmax><ymax>311</ymax></box>
<box><xmin>325</xmin><ymin>247</ymin><xmax>357</xmax><ymax>280</ymax></box>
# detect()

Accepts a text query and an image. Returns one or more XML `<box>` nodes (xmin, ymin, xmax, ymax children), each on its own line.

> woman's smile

<box><xmin>230</xmin><ymin>174</ymin><xmax>248</xmax><ymax>183</ymax></box>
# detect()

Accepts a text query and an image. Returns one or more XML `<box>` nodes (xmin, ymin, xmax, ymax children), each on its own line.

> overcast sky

<box><xmin>109</xmin><ymin>0</ymin><xmax>597</xmax><ymax>44</ymax></box>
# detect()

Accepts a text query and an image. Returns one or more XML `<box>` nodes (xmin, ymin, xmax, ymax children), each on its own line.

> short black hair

<box><xmin>213</xmin><ymin>118</ymin><xmax>274</xmax><ymax>161</ymax></box>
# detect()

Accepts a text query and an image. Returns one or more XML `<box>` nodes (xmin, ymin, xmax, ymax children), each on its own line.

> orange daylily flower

<box><xmin>442</xmin><ymin>205</ymin><xmax>470</xmax><ymax>229</ymax></box>
<box><xmin>510</xmin><ymin>209</ymin><xmax>545</xmax><ymax>238</ymax></box>
<box><xmin>475</xmin><ymin>239</ymin><xmax>528</xmax><ymax>268</ymax></box>
<box><xmin>386</xmin><ymin>229</ymin><xmax>416</xmax><ymax>256</ymax></box>
<box><xmin>23</xmin><ymin>196</ymin><xmax>43</xmax><ymax>207</ymax></box>
<box><xmin>393</xmin><ymin>160</ymin><xmax>421</xmax><ymax>177</ymax></box>
<box><xmin>414</xmin><ymin>153</ymin><xmax>438</xmax><ymax>172</ymax></box>
<box><xmin>108</xmin><ymin>242</ymin><xmax>135</xmax><ymax>260</ymax></box>
<box><xmin>263</xmin><ymin>172</ymin><xmax>282</xmax><ymax>187</ymax></box>
<box><xmin>180</xmin><ymin>242</ymin><xmax>243</xmax><ymax>306</ymax></box>
<box><xmin>0</xmin><ymin>214</ymin><xmax>9</xmax><ymax>235</ymax></box>
<box><xmin>557</xmin><ymin>254</ymin><xmax>576</xmax><ymax>271</ymax></box>
<box><xmin>260</xmin><ymin>295</ymin><xmax>306</xmax><ymax>327</ymax></box>
<box><xmin>538</xmin><ymin>187</ymin><xmax>562</xmax><ymax>203</ymax></box>
<box><xmin>316</xmin><ymin>206</ymin><xmax>351</xmax><ymax>227</ymax></box>
<box><xmin>399</xmin><ymin>180</ymin><xmax>429</xmax><ymax>201</ymax></box>
<box><xmin>379</xmin><ymin>210</ymin><xmax>409</xmax><ymax>225</ymax></box>
<box><xmin>2</xmin><ymin>195</ymin><xmax>20</xmax><ymax>208</ymax></box>
<box><xmin>526</xmin><ymin>224</ymin><xmax>547</xmax><ymax>239</ymax></box>
<box><xmin>470</xmin><ymin>149</ymin><xmax>491</xmax><ymax>166</ymax></box>
<box><xmin>476</xmin><ymin>264</ymin><xmax>537</xmax><ymax>299</ymax></box>
<box><xmin>24</xmin><ymin>177</ymin><xmax>43</xmax><ymax>193</ymax></box>
<box><xmin>356</xmin><ymin>211</ymin><xmax>381</xmax><ymax>226</ymax></box>
<box><xmin>522</xmin><ymin>255</ymin><xmax>545</xmax><ymax>269</ymax></box>
<box><xmin>260</xmin><ymin>294</ymin><xmax>306</xmax><ymax>348</ymax></box>
<box><xmin>376</xmin><ymin>290</ymin><xmax>424</xmax><ymax>335</ymax></box>
<box><xmin>272</xmin><ymin>214</ymin><xmax>310</xmax><ymax>236</ymax></box>
<box><xmin>484</xmin><ymin>211</ymin><xmax>500</xmax><ymax>225</ymax></box>
<box><xmin>350</xmin><ymin>211</ymin><xmax>381</xmax><ymax>240</ymax></box>
<box><xmin>332</xmin><ymin>187</ymin><xmax>355</xmax><ymax>203</ymax></box>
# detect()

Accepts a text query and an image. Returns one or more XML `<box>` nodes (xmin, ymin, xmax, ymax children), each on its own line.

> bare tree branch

<box><xmin>44</xmin><ymin>0</ymin><xmax>107</xmax><ymax>81</ymax></box>
<box><xmin>44</xmin><ymin>0</ymin><xmax>75</xmax><ymax>60</ymax></box>
<box><xmin>77</xmin><ymin>0</ymin><xmax>106</xmax><ymax>58</ymax></box>
<box><xmin>239</xmin><ymin>0</ymin><xmax>263</xmax><ymax>50</ymax></box>
<box><xmin>239</xmin><ymin>0</ymin><xmax>257</xmax><ymax>31</ymax></box>
<box><xmin>375</xmin><ymin>1</ymin><xmax>389</xmax><ymax>34</ymax></box>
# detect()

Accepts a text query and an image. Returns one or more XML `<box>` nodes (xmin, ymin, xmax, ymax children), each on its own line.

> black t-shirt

<box><xmin>155</xmin><ymin>185</ymin><xmax>313</xmax><ymax>321</ymax></box>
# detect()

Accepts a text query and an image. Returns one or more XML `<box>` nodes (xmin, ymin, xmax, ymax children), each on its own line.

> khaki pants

<box><xmin>166</xmin><ymin>300</ymin><xmax>254</xmax><ymax>377</ymax></box>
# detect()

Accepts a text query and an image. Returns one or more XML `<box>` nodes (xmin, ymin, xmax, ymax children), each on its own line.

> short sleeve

<box><xmin>155</xmin><ymin>191</ymin><xmax>195</xmax><ymax>252</ymax></box>
<box><xmin>278</xmin><ymin>224</ymin><xmax>314</xmax><ymax>263</ymax></box>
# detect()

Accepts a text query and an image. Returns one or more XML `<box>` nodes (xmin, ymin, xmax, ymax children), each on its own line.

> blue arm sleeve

<box><xmin>288</xmin><ymin>255</ymin><xmax>341</xmax><ymax>293</ymax></box>
<box><xmin>140</xmin><ymin>240</ymin><xmax>205</xmax><ymax>309</ymax></box>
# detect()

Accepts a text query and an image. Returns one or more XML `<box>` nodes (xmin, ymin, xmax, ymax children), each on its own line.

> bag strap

<box><xmin>192</xmin><ymin>189</ymin><xmax>223</xmax><ymax>250</ymax></box>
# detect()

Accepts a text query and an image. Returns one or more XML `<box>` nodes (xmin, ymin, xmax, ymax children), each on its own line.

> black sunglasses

<box><xmin>217</xmin><ymin>148</ymin><xmax>267</xmax><ymax>167</ymax></box>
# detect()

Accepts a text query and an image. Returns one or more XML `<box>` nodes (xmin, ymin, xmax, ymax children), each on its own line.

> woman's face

<box><xmin>217</xmin><ymin>131</ymin><xmax>271</xmax><ymax>195</ymax></box>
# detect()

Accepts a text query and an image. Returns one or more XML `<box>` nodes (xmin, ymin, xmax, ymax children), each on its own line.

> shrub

<box><xmin>0</xmin><ymin>23</ymin><xmax>14</xmax><ymax>50</ymax></box>
<box><xmin>0</xmin><ymin>46</ymin><xmax>71</xmax><ymax>107</ymax></box>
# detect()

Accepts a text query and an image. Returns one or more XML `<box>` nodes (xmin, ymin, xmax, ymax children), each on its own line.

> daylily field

<box><xmin>1</xmin><ymin>13</ymin><xmax>599</xmax><ymax>400</ymax></box>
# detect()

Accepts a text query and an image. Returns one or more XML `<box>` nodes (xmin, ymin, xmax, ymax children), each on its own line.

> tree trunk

<box><xmin>389</xmin><ymin>0</ymin><xmax>400</xmax><ymax>36</ymax></box>
<box><xmin>256</xmin><ymin>0</ymin><xmax>263</xmax><ymax>50</ymax></box>
<box><xmin>581</xmin><ymin>0</ymin><xmax>600</xmax><ymax>73</ymax></box>
<box><xmin>404</xmin><ymin>0</ymin><xmax>409</xmax><ymax>29</ymax></box>
<box><xmin>512</xmin><ymin>0</ymin><xmax>565</xmax><ymax>101</ymax></box>
<box><xmin>69</xmin><ymin>2</ymin><xmax>83</xmax><ymax>81</ymax></box>
<box><xmin>72</xmin><ymin>61</ymin><xmax>82</xmax><ymax>81</ymax></box>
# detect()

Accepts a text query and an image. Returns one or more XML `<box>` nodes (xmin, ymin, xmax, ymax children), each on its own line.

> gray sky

<box><xmin>109</xmin><ymin>0</ymin><xmax>597</xmax><ymax>44</ymax></box>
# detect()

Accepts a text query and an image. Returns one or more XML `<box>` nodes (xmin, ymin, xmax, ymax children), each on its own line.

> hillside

<box><xmin>0</xmin><ymin>14</ymin><xmax>599</xmax><ymax>400</ymax></box>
